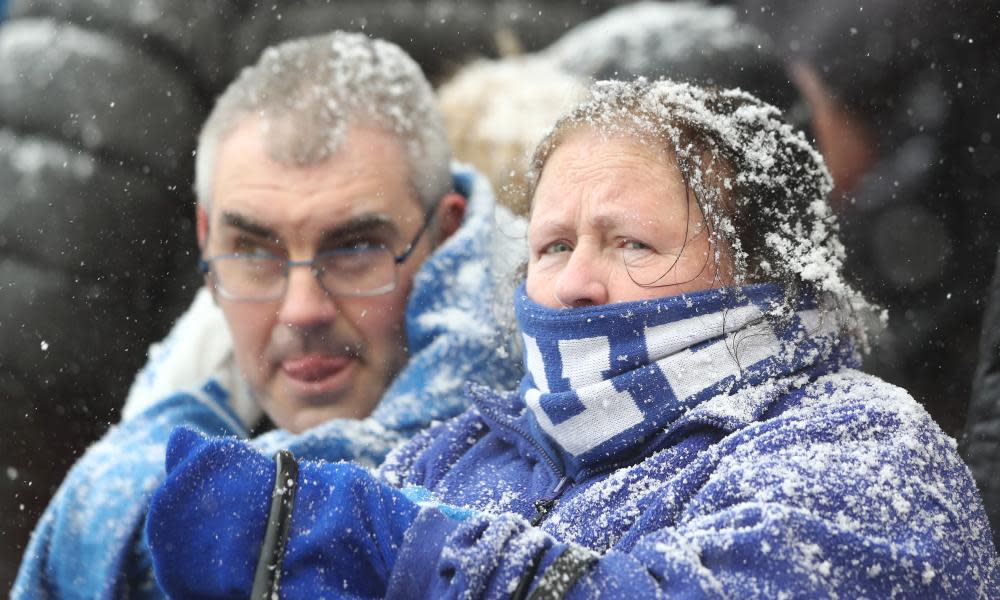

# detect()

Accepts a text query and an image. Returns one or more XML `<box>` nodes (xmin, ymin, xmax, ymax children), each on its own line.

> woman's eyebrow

<box><xmin>590</xmin><ymin>213</ymin><xmax>627</xmax><ymax>230</ymax></box>
<box><xmin>529</xmin><ymin>217</ymin><xmax>570</xmax><ymax>236</ymax></box>
<box><xmin>530</xmin><ymin>213</ymin><xmax>628</xmax><ymax>235</ymax></box>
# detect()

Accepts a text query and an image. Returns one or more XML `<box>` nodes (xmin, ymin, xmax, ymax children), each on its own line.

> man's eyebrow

<box><xmin>320</xmin><ymin>213</ymin><xmax>399</xmax><ymax>244</ymax></box>
<box><xmin>220</xmin><ymin>211</ymin><xmax>276</xmax><ymax>239</ymax></box>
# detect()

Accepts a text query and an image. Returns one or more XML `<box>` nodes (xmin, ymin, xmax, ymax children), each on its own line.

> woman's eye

<box><xmin>622</xmin><ymin>239</ymin><xmax>651</xmax><ymax>251</ymax></box>
<box><xmin>542</xmin><ymin>241</ymin><xmax>572</xmax><ymax>255</ymax></box>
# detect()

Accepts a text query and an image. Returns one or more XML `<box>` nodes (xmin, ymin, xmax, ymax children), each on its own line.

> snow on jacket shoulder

<box><xmin>381</xmin><ymin>369</ymin><xmax>999</xmax><ymax>598</ymax></box>
<box><xmin>12</xmin><ymin>166</ymin><xmax>523</xmax><ymax>600</ymax></box>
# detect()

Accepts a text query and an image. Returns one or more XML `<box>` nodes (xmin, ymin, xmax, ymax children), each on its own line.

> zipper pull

<box><xmin>530</xmin><ymin>498</ymin><xmax>557</xmax><ymax>526</ymax></box>
<box><xmin>530</xmin><ymin>476</ymin><xmax>569</xmax><ymax>526</ymax></box>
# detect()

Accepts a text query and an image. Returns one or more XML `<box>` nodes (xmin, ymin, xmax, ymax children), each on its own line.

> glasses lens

<box><xmin>211</xmin><ymin>255</ymin><xmax>286</xmax><ymax>300</ymax></box>
<box><xmin>317</xmin><ymin>246</ymin><xmax>397</xmax><ymax>296</ymax></box>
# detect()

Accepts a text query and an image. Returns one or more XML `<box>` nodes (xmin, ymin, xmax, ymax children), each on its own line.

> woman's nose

<box><xmin>553</xmin><ymin>247</ymin><xmax>609</xmax><ymax>308</ymax></box>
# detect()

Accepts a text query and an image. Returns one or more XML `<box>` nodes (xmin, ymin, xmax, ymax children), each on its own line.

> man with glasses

<box><xmin>14</xmin><ymin>31</ymin><xmax>522</xmax><ymax>598</ymax></box>
<box><xmin>192</xmin><ymin>112</ymin><xmax>466</xmax><ymax>434</ymax></box>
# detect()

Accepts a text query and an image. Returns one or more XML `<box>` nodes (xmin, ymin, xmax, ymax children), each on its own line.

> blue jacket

<box><xmin>141</xmin><ymin>285</ymin><xmax>1000</xmax><ymax>598</ymax></box>
<box><xmin>374</xmin><ymin>293</ymin><xmax>999</xmax><ymax>598</ymax></box>
<box><xmin>12</xmin><ymin>167</ymin><xmax>523</xmax><ymax>599</ymax></box>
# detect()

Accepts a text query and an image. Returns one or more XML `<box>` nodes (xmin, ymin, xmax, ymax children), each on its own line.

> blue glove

<box><xmin>146</xmin><ymin>427</ymin><xmax>422</xmax><ymax>599</ymax></box>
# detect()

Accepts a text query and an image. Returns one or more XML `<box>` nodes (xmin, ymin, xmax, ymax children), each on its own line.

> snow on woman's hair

<box><xmin>195</xmin><ymin>31</ymin><xmax>452</xmax><ymax>212</ymax></box>
<box><xmin>528</xmin><ymin>78</ymin><xmax>880</xmax><ymax>350</ymax></box>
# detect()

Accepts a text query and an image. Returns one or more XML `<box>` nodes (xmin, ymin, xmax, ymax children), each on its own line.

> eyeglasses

<box><xmin>199</xmin><ymin>210</ymin><xmax>434</xmax><ymax>302</ymax></box>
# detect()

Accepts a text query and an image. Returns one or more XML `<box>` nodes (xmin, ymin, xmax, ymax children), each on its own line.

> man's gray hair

<box><xmin>195</xmin><ymin>31</ymin><xmax>452</xmax><ymax>212</ymax></box>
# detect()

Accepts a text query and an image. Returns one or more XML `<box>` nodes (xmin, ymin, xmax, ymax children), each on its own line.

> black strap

<box><xmin>512</xmin><ymin>544</ymin><xmax>598</xmax><ymax>600</ymax></box>
<box><xmin>510</xmin><ymin>546</ymin><xmax>545</xmax><ymax>600</ymax></box>
<box><xmin>250</xmin><ymin>449</ymin><xmax>298</xmax><ymax>600</ymax></box>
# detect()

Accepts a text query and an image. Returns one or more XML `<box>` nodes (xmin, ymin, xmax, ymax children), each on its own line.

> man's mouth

<box><xmin>280</xmin><ymin>354</ymin><xmax>355</xmax><ymax>391</ymax></box>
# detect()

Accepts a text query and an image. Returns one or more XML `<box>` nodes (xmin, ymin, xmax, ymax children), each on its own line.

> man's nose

<box><xmin>553</xmin><ymin>247</ymin><xmax>609</xmax><ymax>308</ymax></box>
<box><xmin>276</xmin><ymin>265</ymin><xmax>339</xmax><ymax>328</ymax></box>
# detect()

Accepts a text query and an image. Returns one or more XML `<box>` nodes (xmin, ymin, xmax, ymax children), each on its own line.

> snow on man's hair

<box><xmin>195</xmin><ymin>31</ymin><xmax>452</xmax><ymax>212</ymax></box>
<box><xmin>529</xmin><ymin>78</ymin><xmax>880</xmax><ymax>350</ymax></box>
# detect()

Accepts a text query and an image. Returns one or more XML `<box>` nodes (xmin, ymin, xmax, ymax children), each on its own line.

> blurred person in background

<box><xmin>13</xmin><ymin>31</ymin><xmax>522</xmax><ymax>599</ymax></box>
<box><xmin>730</xmin><ymin>0</ymin><xmax>1000</xmax><ymax>436</ymax></box>
<box><xmin>539</xmin><ymin>0</ymin><xmax>807</xmax><ymax>126</ymax></box>
<box><xmin>437</xmin><ymin>57</ymin><xmax>587</xmax><ymax>216</ymax></box>
<box><xmin>147</xmin><ymin>78</ymin><xmax>998</xmax><ymax>599</ymax></box>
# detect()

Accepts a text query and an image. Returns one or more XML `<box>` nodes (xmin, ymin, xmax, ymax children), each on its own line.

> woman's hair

<box><xmin>521</xmin><ymin>78</ymin><xmax>879</xmax><ymax>349</ymax></box>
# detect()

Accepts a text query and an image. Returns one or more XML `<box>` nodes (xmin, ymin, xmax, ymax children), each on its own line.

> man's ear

<box><xmin>196</xmin><ymin>205</ymin><xmax>210</xmax><ymax>252</ymax></box>
<box><xmin>195</xmin><ymin>205</ymin><xmax>219</xmax><ymax>301</ymax></box>
<box><xmin>434</xmin><ymin>192</ymin><xmax>467</xmax><ymax>244</ymax></box>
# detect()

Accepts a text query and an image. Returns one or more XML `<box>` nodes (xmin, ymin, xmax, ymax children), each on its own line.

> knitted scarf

<box><xmin>515</xmin><ymin>283</ymin><xmax>845</xmax><ymax>474</ymax></box>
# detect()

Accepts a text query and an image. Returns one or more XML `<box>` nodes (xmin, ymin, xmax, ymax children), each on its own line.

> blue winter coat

<box><xmin>375</xmin><ymin>294</ymin><xmax>999</xmax><ymax>598</ymax></box>
<box><xmin>12</xmin><ymin>168</ymin><xmax>523</xmax><ymax>599</ymax></box>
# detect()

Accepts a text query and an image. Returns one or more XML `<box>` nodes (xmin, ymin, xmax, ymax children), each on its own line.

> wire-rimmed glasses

<box><xmin>199</xmin><ymin>210</ymin><xmax>434</xmax><ymax>301</ymax></box>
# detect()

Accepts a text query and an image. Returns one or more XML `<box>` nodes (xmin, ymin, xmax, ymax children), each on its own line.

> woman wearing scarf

<box><xmin>145</xmin><ymin>79</ymin><xmax>999</xmax><ymax>599</ymax></box>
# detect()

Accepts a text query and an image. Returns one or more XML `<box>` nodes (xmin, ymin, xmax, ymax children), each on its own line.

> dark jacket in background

<box><xmin>965</xmin><ymin>253</ymin><xmax>1000</xmax><ymax>549</ymax></box>
<box><xmin>732</xmin><ymin>0</ymin><xmax>1000</xmax><ymax>437</ymax></box>
<box><xmin>0</xmin><ymin>3</ymin><xmax>216</xmax><ymax>588</ymax></box>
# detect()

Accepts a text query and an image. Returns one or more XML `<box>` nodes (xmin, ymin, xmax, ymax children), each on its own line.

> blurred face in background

<box><xmin>198</xmin><ymin>118</ymin><xmax>463</xmax><ymax>433</ymax></box>
<box><xmin>526</xmin><ymin>128</ymin><xmax>730</xmax><ymax>308</ymax></box>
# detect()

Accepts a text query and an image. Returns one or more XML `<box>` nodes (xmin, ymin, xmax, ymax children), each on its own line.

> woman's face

<box><xmin>526</xmin><ymin>128</ymin><xmax>729</xmax><ymax>308</ymax></box>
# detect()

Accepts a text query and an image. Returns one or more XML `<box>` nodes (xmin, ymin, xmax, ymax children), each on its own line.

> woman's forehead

<box><xmin>550</xmin><ymin>124</ymin><xmax>675</xmax><ymax>165</ymax></box>
<box><xmin>531</xmin><ymin>131</ymin><xmax>687</xmax><ymax>219</ymax></box>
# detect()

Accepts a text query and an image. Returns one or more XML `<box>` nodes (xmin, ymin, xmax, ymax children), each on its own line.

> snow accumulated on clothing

<box><xmin>542</xmin><ymin>1</ymin><xmax>758</xmax><ymax>78</ymax></box>
<box><xmin>12</xmin><ymin>166</ymin><xmax>523</xmax><ymax>599</ymax></box>
<box><xmin>379</xmin><ymin>285</ymin><xmax>999</xmax><ymax>599</ymax></box>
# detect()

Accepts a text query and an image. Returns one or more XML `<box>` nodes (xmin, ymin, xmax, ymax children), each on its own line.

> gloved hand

<box><xmin>146</xmin><ymin>426</ymin><xmax>422</xmax><ymax>599</ymax></box>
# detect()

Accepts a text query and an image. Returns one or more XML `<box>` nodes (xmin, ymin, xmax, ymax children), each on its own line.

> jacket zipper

<box><xmin>476</xmin><ymin>402</ymin><xmax>565</xmax><ymax>480</ymax></box>
<box><xmin>475</xmin><ymin>395</ymin><xmax>673</xmax><ymax>522</ymax></box>
<box><xmin>474</xmin><ymin>400</ymin><xmax>570</xmax><ymax>526</ymax></box>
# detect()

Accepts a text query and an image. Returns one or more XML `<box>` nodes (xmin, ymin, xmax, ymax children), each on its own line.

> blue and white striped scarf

<box><xmin>515</xmin><ymin>283</ymin><xmax>846</xmax><ymax>474</ymax></box>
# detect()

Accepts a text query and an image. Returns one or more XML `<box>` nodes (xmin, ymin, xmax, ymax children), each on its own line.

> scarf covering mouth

<box><xmin>515</xmin><ymin>283</ymin><xmax>846</xmax><ymax>475</ymax></box>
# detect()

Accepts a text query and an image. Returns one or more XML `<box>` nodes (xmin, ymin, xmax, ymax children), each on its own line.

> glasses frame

<box><xmin>199</xmin><ymin>204</ymin><xmax>437</xmax><ymax>302</ymax></box>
